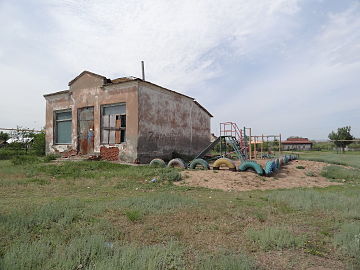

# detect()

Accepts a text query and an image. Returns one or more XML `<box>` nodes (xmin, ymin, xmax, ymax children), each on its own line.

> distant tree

<box><xmin>0</xmin><ymin>131</ymin><xmax>9</xmax><ymax>141</ymax></box>
<box><xmin>328</xmin><ymin>126</ymin><xmax>354</xmax><ymax>153</ymax></box>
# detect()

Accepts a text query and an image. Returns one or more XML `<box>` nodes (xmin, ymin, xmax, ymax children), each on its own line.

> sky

<box><xmin>0</xmin><ymin>0</ymin><xmax>359</xmax><ymax>139</ymax></box>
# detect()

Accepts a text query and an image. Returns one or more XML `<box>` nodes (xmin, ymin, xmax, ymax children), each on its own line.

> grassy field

<box><xmin>299</xmin><ymin>151</ymin><xmax>360</xmax><ymax>168</ymax></box>
<box><xmin>0</xmin><ymin>153</ymin><xmax>360</xmax><ymax>269</ymax></box>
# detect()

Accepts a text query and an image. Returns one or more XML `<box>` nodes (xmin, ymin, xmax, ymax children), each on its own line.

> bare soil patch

<box><xmin>177</xmin><ymin>160</ymin><xmax>342</xmax><ymax>191</ymax></box>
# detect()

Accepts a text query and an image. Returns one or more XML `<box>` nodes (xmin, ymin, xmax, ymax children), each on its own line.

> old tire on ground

<box><xmin>238</xmin><ymin>161</ymin><xmax>264</xmax><ymax>175</ymax></box>
<box><xmin>149</xmin><ymin>158</ymin><xmax>166</xmax><ymax>168</ymax></box>
<box><xmin>264</xmin><ymin>160</ymin><xmax>275</xmax><ymax>176</ymax></box>
<box><xmin>213</xmin><ymin>158</ymin><xmax>236</xmax><ymax>171</ymax></box>
<box><xmin>167</xmin><ymin>158</ymin><xmax>186</xmax><ymax>169</ymax></box>
<box><xmin>189</xmin><ymin>159</ymin><xmax>210</xmax><ymax>170</ymax></box>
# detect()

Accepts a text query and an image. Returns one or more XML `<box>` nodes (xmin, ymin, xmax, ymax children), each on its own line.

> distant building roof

<box><xmin>282</xmin><ymin>137</ymin><xmax>312</xmax><ymax>144</ymax></box>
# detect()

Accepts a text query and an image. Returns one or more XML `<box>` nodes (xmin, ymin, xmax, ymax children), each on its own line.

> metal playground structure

<box><xmin>148</xmin><ymin>121</ymin><xmax>297</xmax><ymax>176</ymax></box>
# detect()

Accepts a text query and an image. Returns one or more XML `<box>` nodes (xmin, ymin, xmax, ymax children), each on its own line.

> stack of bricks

<box><xmin>100</xmin><ymin>146</ymin><xmax>119</xmax><ymax>161</ymax></box>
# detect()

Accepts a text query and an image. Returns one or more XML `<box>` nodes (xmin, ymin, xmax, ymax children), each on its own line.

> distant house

<box><xmin>282</xmin><ymin>137</ymin><xmax>312</xmax><ymax>151</ymax></box>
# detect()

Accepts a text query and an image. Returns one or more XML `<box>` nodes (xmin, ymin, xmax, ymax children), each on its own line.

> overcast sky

<box><xmin>0</xmin><ymin>0</ymin><xmax>359</xmax><ymax>139</ymax></box>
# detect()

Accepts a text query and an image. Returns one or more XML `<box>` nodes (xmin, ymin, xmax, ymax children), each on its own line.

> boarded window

<box><xmin>101</xmin><ymin>104</ymin><xmax>126</xmax><ymax>144</ymax></box>
<box><xmin>55</xmin><ymin>110</ymin><xmax>72</xmax><ymax>144</ymax></box>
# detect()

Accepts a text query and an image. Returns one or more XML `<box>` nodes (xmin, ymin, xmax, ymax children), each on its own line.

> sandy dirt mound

<box><xmin>177</xmin><ymin>160</ymin><xmax>342</xmax><ymax>191</ymax></box>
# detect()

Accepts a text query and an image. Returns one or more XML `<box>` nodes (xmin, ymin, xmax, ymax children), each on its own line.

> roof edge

<box><xmin>193</xmin><ymin>100</ymin><xmax>213</xmax><ymax>117</ymax></box>
<box><xmin>43</xmin><ymin>90</ymin><xmax>70</xmax><ymax>98</ymax></box>
<box><xmin>68</xmin><ymin>70</ymin><xmax>107</xmax><ymax>86</ymax></box>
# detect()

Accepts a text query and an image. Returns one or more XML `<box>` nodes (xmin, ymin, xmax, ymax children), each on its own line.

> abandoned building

<box><xmin>282</xmin><ymin>137</ymin><xmax>313</xmax><ymax>151</ymax></box>
<box><xmin>44</xmin><ymin>71</ymin><xmax>212</xmax><ymax>163</ymax></box>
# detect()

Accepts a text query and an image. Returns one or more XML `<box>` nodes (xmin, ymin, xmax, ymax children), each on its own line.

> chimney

<box><xmin>141</xmin><ymin>61</ymin><xmax>145</xmax><ymax>81</ymax></box>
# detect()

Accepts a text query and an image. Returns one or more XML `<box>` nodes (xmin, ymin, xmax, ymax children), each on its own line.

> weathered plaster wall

<box><xmin>137</xmin><ymin>82</ymin><xmax>211</xmax><ymax>163</ymax></box>
<box><xmin>44</xmin><ymin>73</ymin><xmax>139</xmax><ymax>162</ymax></box>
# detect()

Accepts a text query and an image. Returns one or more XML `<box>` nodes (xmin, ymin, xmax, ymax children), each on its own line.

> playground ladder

<box><xmin>220</xmin><ymin>122</ymin><xmax>248</xmax><ymax>158</ymax></box>
<box><xmin>226</xmin><ymin>136</ymin><xmax>247</xmax><ymax>161</ymax></box>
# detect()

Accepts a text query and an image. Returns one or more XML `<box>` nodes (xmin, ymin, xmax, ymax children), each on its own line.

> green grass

<box><xmin>299</xmin><ymin>151</ymin><xmax>360</xmax><ymax>168</ymax></box>
<box><xmin>0</xmin><ymin>152</ymin><xmax>360</xmax><ymax>269</ymax></box>
<box><xmin>334</xmin><ymin>222</ymin><xmax>360</xmax><ymax>267</ymax></box>
<box><xmin>321</xmin><ymin>165</ymin><xmax>360</xmax><ymax>183</ymax></box>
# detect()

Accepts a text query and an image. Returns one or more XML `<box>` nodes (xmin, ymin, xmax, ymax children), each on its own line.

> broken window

<box><xmin>55</xmin><ymin>110</ymin><xmax>72</xmax><ymax>144</ymax></box>
<box><xmin>101</xmin><ymin>103</ymin><xmax>126</xmax><ymax>144</ymax></box>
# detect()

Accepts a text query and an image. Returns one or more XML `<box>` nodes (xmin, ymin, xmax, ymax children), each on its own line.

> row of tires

<box><xmin>149</xmin><ymin>154</ymin><xmax>298</xmax><ymax>176</ymax></box>
<box><xmin>239</xmin><ymin>154</ymin><xmax>298</xmax><ymax>176</ymax></box>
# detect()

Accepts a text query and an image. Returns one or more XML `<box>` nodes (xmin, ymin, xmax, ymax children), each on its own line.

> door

<box><xmin>78</xmin><ymin>107</ymin><xmax>94</xmax><ymax>155</ymax></box>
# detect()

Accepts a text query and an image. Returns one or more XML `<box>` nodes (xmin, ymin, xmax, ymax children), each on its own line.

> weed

<box><xmin>196</xmin><ymin>252</ymin><xmax>255</xmax><ymax>270</ymax></box>
<box><xmin>296</xmin><ymin>166</ymin><xmax>305</xmax><ymax>169</ymax></box>
<box><xmin>159</xmin><ymin>170</ymin><xmax>182</xmax><ymax>182</ymax></box>
<box><xmin>125</xmin><ymin>210</ymin><xmax>143</xmax><ymax>222</ymax></box>
<box><xmin>246</xmin><ymin>226</ymin><xmax>305</xmax><ymax>251</ymax></box>
<box><xmin>334</xmin><ymin>222</ymin><xmax>360</xmax><ymax>266</ymax></box>
<box><xmin>0</xmin><ymin>237</ymin><xmax>185</xmax><ymax>270</ymax></box>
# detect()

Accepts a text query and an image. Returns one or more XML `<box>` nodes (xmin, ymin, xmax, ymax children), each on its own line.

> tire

<box><xmin>167</xmin><ymin>158</ymin><xmax>186</xmax><ymax>169</ymax></box>
<box><xmin>189</xmin><ymin>159</ymin><xmax>209</xmax><ymax>170</ymax></box>
<box><xmin>213</xmin><ymin>158</ymin><xmax>236</xmax><ymax>171</ymax></box>
<box><xmin>238</xmin><ymin>161</ymin><xmax>264</xmax><ymax>175</ymax></box>
<box><xmin>264</xmin><ymin>160</ymin><xmax>275</xmax><ymax>176</ymax></box>
<box><xmin>149</xmin><ymin>158</ymin><xmax>166</xmax><ymax>168</ymax></box>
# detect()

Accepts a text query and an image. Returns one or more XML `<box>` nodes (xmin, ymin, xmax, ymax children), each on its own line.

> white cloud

<box><xmin>0</xmin><ymin>0</ymin><xmax>359</xmax><ymax>139</ymax></box>
<box><xmin>45</xmin><ymin>0</ymin><xmax>300</xmax><ymax>90</ymax></box>
<box><xmin>211</xmin><ymin>3</ymin><xmax>360</xmax><ymax>139</ymax></box>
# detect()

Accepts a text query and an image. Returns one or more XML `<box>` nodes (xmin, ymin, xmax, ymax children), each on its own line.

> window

<box><xmin>101</xmin><ymin>103</ymin><xmax>126</xmax><ymax>144</ymax></box>
<box><xmin>55</xmin><ymin>110</ymin><xmax>72</xmax><ymax>144</ymax></box>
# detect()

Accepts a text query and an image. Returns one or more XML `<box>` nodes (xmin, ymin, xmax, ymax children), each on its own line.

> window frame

<box><xmin>100</xmin><ymin>103</ymin><xmax>126</xmax><ymax>145</ymax></box>
<box><xmin>53</xmin><ymin>109</ymin><xmax>72</xmax><ymax>145</ymax></box>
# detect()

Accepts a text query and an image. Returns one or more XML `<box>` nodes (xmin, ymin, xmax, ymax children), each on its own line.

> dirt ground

<box><xmin>177</xmin><ymin>160</ymin><xmax>342</xmax><ymax>191</ymax></box>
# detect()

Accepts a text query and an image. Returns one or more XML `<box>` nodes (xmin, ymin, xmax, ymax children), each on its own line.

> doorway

<box><xmin>78</xmin><ymin>107</ymin><xmax>94</xmax><ymax>155</ymax></box>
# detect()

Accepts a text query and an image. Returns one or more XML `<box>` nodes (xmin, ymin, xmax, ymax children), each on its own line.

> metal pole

<box><xmin>279</xmin><ymin>134</ymin><xmax>282</xmax><ymax>155</ymax></box>
<box><xmin>141</xmin><ymin>61</ymin><xmax>145</xmax><ymax>81</ymax></box>
<box><xmin>249</xmin><ymin>128</ymin><xmax>252</xmax><ymax>160</ymax></box>
<box><xmin>261</xmin><ymin>134</ymin><xmax>264</xmax><ymax>159</ymax></box>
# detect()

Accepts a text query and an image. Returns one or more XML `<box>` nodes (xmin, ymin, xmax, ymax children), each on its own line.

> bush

<box><xmin>11</xmin><ymin>155</ymin><xmax>40</xmax><ymax>165</ymax></box>
<box><xmin>159</xmin><ymin>170</ymin><xmax>182</xmax><ymax>182</ymax></box>
<box><xmin>32</xmin><ymin>132</ymin><xmax>45</xmax><ymax>156</ymax></box>
<box><xmin>0</xmin><ymin>149</ymin><xmax>25</xmax><ymax>160</ymax></box>
<box><xmin>125</xmin><ymin>210</ymin><xmax>143</xmax><ymax>222</ymax></box>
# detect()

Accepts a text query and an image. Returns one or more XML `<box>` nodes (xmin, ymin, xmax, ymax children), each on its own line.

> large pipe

<box><xmin>141</xmin><ymin>61</ymin><xmax>145</xmax><ymax>80</ymax></box>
